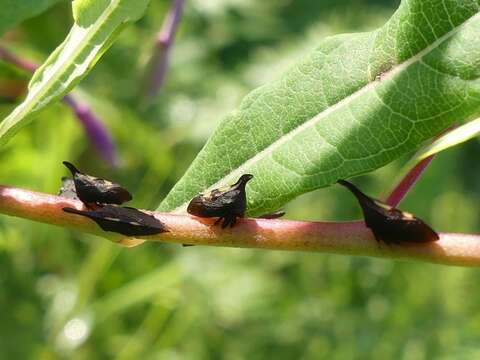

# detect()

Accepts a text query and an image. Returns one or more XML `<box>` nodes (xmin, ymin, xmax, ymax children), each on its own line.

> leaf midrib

<box><xmin>173</xmin><ymin>11</ymin><xmax>480</xmax><ymax>213</ymax></box>
<box><xmin>0</xmin><ymin>0</ymin><xmax>121</xmax><ymax>138</ymax></box>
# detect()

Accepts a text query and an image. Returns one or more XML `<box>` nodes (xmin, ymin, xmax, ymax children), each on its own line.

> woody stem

<box><xmin>1</xmin><ymin>185</ymin><xmax>479</xmax><ymax>267</ymax></box>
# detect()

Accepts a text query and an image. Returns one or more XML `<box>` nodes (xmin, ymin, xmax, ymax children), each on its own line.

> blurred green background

<box><xmin>1</xmin><ymin>0</ymin><xmax>480</xmax><ymax>359</ymax></box>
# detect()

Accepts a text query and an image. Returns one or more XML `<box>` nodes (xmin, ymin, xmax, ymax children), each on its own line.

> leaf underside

<box><xmin>0</xmin><ymin>0</ymin><xmax>150</xmax><ymax>147</ymax></box>
<box><xmin>160</xmin><ymin>0</ymin><xmax>480</xmax><ymax>216</ymax></box>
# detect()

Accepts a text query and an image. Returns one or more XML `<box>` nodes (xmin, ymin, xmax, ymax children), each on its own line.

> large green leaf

<box><xmin>0</xmin><ymin>0</ymin><xmax>64</xmax><ymax>35</ymax></box>
<box><xmin>160</xmin><ymin>0</ymin><xmax>480</xmax><ymax>216</ymax></box>
<box><xmin>0</xmin><ymin>0</ymin><xmax>150</xmax><ymax>146</ymax></box>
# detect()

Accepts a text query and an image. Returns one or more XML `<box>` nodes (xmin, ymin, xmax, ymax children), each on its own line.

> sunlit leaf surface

<box><xmin>0</xmin><ymin>0</ymin><xmax>150</xmax><ymax>147</ymax></box>
<box><xmin>161</xmin><ymin>1</ymin><xmax>480</xmax><ymax>215</ymax></box>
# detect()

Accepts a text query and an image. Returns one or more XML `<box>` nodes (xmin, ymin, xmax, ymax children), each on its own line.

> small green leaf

<box><xmin>0</xmin><ymin>0</ymin><xmax>150</xmax><ymax>147</ymax></box>
<box><xmin>0</xmin><ymin>0</ymin><xmax>63</xmax><ymax>35</ymax></box>
<box><xmin>412</xmin><ymin>118</ymin><xmax>480</xmax><ymax>162</ymax></box>
<box><xmin>160</xmin><ymin>0</ymin><xmax>480</xmax><ymax>216</ymax></box>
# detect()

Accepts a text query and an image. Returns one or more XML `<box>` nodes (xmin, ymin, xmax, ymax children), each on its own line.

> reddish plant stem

<box><xmin>144</xmin><ymin>0</ymin><xmax>185</xmax><ymax>99</ymax></box>
<box><xmin>384</xmin><ymin>155</ymin><xmax>436</xmax><ymax>206</ymax></box>
<box><xmin>0</xmin><ymin>46</ymin><xmax>118</xmax><ymax>166</ymax></box>
<box><xmin>1</xmin><ymin>185</ymin><xmax>479</xmax><ymax>267</ymax></box>
<box><xmin>384</xmin><ymin>125</ymin><xmax>462</xmax><ymax>206</ymax></box>
<box><xmin>0</xmin><ymin>47</ymin><xmax>37</xmax><ymax>71</ymax></box>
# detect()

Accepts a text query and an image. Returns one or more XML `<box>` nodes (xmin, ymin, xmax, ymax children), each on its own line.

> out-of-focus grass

<box><xmin>1</xmin><ymin>0</ymin><xmax>479</xmax><ymax>359</ymax></box>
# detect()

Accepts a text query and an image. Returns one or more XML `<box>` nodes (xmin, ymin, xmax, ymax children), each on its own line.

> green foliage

<box><xmin>0</xmin><ymin>0</ymin><xmax>63</xmax><ymax>35</ymax></box>
<box><xmin>1</xmin><ymin>1</ymin><xmax>480</xmax><ymax>359</ymax></box>
<box><xmin>160</xmin><ymin>0</ymin><xmax>480</xmax><ymax>215</ymax></box>
<box><xmin>0</xmin><ymin>0</ymin><xmax>150</xmax><ymax>147</ymax></box>
<box><xmin>412</xmin><ymin>117</ymin><xmax>480</xmax><ymax>163</ymax></box>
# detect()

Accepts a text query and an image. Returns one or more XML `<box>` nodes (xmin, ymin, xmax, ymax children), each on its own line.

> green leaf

<box><xmin>160</xmin><ymin>0</ymin><xmax>480</xmax><ymax>216</ymax></box>
<box><xmin>90</xmin><ymin>262</ymin><xmax>181</xmax><ymax>323</ymax></box>
<box><xmin>412</xmin><ymin>118</ymin><xmax>480</xmax><ymax>162</ymax></box>
<box><xmin>0</xmin><ymin>0</ymin><xmax>150</xmax><ymax>147</ymax></box>
<box><xmin>0</xmin><ymin>0</ymin><xmax>63</xmax><ymax>35</ymax></box>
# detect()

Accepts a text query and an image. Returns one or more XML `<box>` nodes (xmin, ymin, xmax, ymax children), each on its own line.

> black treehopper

<box><xmin>187</xmin><ymin>174</ymin><xmax>254</xmax><ymax>228</ymax></box>
<box><xmin>63</xmin><ymin>161</ymin><xmax>132</xmax><ymax>207</ymax></box>
<box><xmin>63</xmin><ymin>205</ymin><xmax>168</xmax><ymax>236</ymax></box>
<box><xmin>338</xmin><ymin>180</ymin><xmax>439</xmax><ymax>244</ymax></box>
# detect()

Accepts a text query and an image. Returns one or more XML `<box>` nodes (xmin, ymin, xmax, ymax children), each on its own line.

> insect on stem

<box><xmin>187</xmin><ymin>174</ymin><xmax>254</xmax><ymax>228</ymax></box>
<box><xmin>338</xmin><ymin>180</ymin><xmax>439</xmax><ymax>244</ymax></box>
